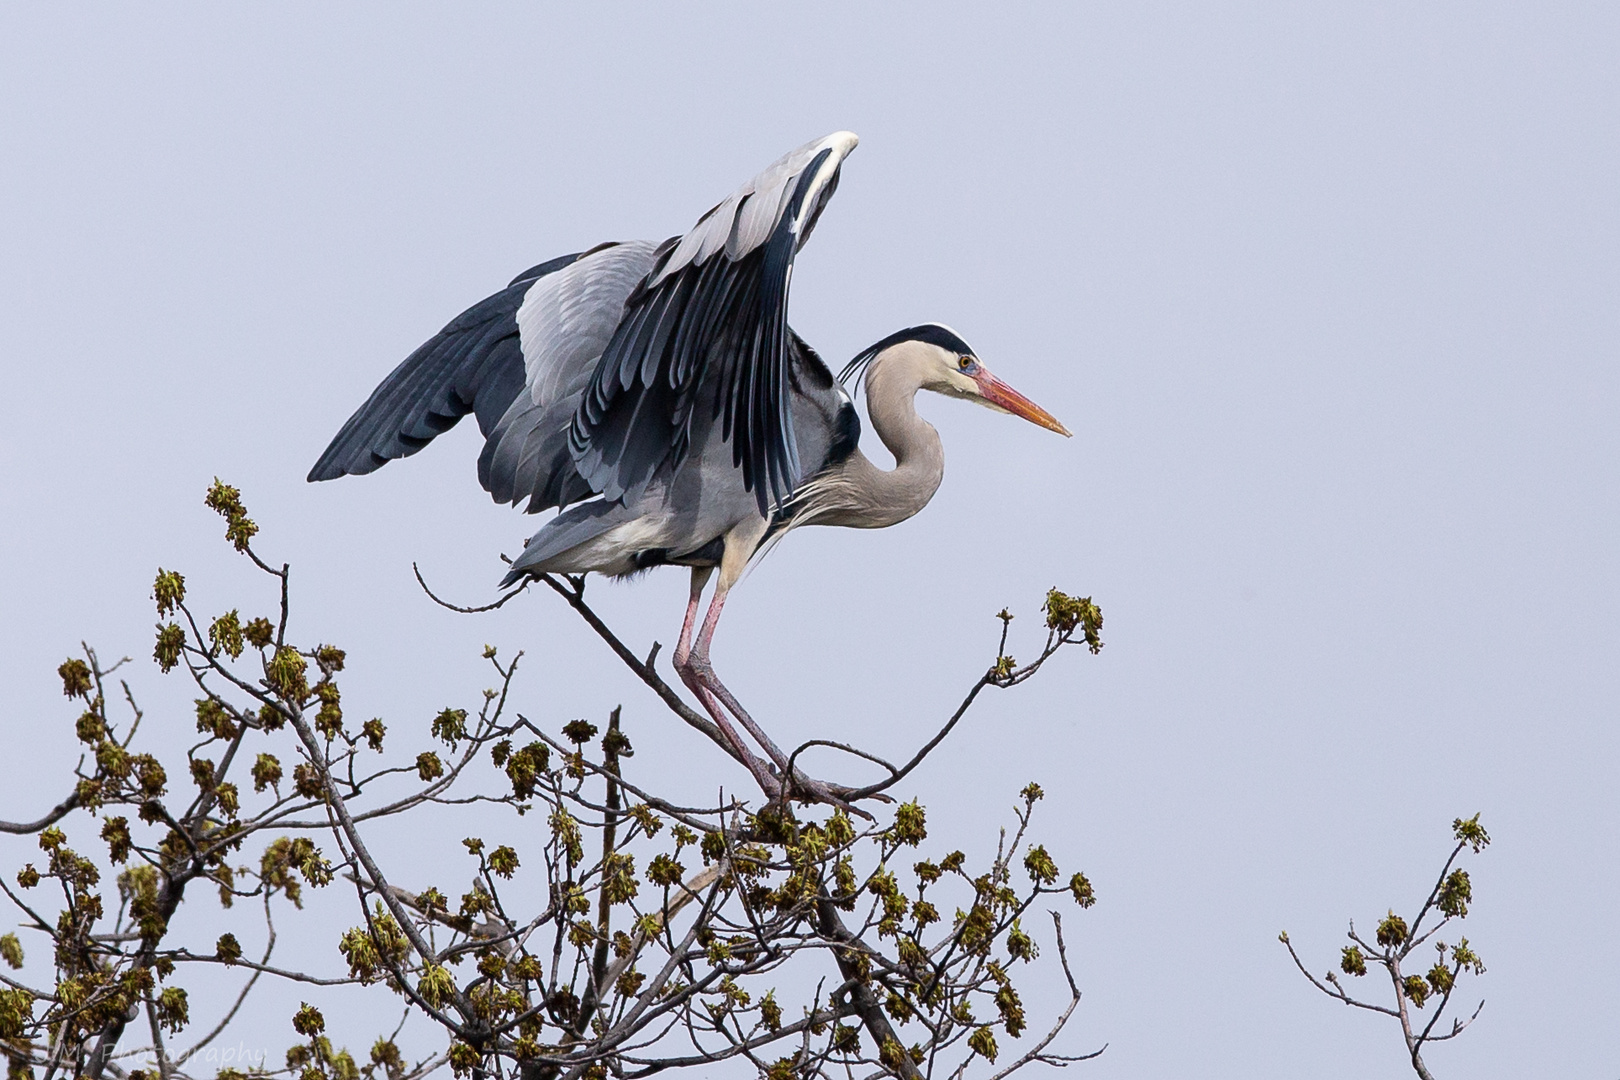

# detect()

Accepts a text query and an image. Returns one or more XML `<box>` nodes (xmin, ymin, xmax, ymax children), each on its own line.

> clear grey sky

<box><xmin>2</xmin><ymin>4</ymin><xmax>1616</xmax><ymax>1077</ymax></box>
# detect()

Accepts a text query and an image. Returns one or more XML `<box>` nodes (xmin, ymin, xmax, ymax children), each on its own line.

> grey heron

<box><xmin>309</xmin><ymin>131</ymin><xmax>1069</xmax><ymax>804</ymax></box>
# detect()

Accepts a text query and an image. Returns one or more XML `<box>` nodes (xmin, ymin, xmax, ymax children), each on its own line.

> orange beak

<box><xmin>972</xmin><ymin>368</ymin><xmax>1072</xmax><ymax>437</ymax></box>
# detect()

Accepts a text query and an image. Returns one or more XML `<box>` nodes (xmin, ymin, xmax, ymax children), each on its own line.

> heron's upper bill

<box><xmin>972</xmin><ymin>368</ymin><xmax>1072</xmax><ymax>437</ymax></box>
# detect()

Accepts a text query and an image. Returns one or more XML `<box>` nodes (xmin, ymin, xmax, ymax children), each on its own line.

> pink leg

<box><xmin>689</xmin><ymin>588</ymin><xmax>785</xmax><ymax>766</ymax></box>
<box><xmin>672</xmin><ymin>567</ymin><xmax>710</xmax><ymax>671</ymax></box>
<box><xmin>684</xmin><ymin>581</ymin><xmax>851</xmax><ymax>808</ymax></box>
<box><xmin>672</xmin><ymin>568</ymin><xmax>781</xmax><ymax>796</ymax></box>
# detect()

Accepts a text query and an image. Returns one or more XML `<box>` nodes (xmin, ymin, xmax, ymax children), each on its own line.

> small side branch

<box><xmin>414</xmin><ymin>563</ymin><xmax>530</xmax><ymax>614</ymax></box>
<box><xmin>0</xmin><ymin>790</ymin><xmax>81</xmax><ymax>835</ymax></box>
<box><xmin>1278</xmin><ymin>933</ymin><xmax>1398</xmax><ymax>1018</ymax></box>
<box><xmin>984</xmin><ymin>914</ymin><xmax>1105</xmax><ymax>1080</ymax></box>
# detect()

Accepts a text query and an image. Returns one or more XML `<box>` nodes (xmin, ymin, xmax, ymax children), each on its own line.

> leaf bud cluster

<box><xmin>1452</xmin><ymin>813</ymin><xmax>1490</xmax><ymax>853</ymax></box>
<box><xmin>1068</xmin><ymin>871</ymin><xmax>1096</xmax><ymax>907</ymax></box>
<box><xmin>1376</xmin><ymin>911</ymin><xmax>1408</xmax><ymax>948</ymax></box>
<box><xmin>152</xmin><ymin>569</ymin><xmax>186</xmax><ymax>617</ymax></box>
<box><xmin>1437</xmin><ymin>869</ymin><xmax>1473</xmax><ymax>918</ymax></box>
<box><xmin>1043</xmin><ymin>588</ymin><xmax>1105</xmax><ymax>653</ymax></box>
<box><xmin>432</xmin><ymin>708</ymin><xmax>467</xmax><ymax>749</ymax></box>
<box><xmin>209</xmin><ymin>610</ymin><xmax>245</xmax><ymax>659</ymax></box>
<box><xmin>58</xmin><ymin>658</ymin><xmax>93</xmax><ymax>699</ymax></box>
<box><xmin>154</xmin><ymin>623</ymin><xmax>186</xmax><ymax>673</ymax></box>
<box><xmin>292</xmin><ymin>1002</ymin><xmax>325</xmax><ymax>1035</ymax></box>
<box><xmin>204</xmin><ymin>479</ymin><xmax>259</xmax><ymax>552</ymax></box>
<box><xmin>267</xmin><ymin>646</ymin><xmax>309</xmax><ymax>700</ymax></box>
<box><xmin>504</xmin><ymin>742</ymin><xmax>550</xmax><ymax>799</ymax></box>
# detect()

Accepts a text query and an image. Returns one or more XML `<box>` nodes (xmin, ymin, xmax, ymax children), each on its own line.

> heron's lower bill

<box><xmin>974</xmin><ymin>370</ymin><xmax>1072</xmax><ymax>437</ymax></box>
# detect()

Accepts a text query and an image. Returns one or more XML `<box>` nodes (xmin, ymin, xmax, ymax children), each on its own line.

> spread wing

<box><xmin>307</xmin><ymin>253</ymin><xmax>582</xmax><ymax>481</ymax></box>
<box><xmin>308</xmin><ymin>243</ymin><xmax>661</xmax><ymax>515</ymax></box>
<box><xmin>568</xmin><ymin>131</ymin><xmax>859</xmax><ymax>515</ymax></box>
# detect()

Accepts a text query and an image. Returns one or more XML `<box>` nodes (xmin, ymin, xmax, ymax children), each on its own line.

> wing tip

<box><xmin>823</xmin><ymin>130</ymin><xmax>859</xmax><ymax>155</ymax></box>
<box><xmin>307</xmin><ymin>446</ymin><xmax>390</xmax><ymax>483</ymax></box>
<box><xmin>307</xmin><ymin>455</ymin><xmax>342</xmax><ymax>483</ymax></box>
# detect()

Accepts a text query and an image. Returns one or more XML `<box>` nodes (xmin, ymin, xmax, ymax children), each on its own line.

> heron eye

<box><xmin>958</xmin><ymin>356</ymin><xmax>975</xmax><ymax>371</ymax></box>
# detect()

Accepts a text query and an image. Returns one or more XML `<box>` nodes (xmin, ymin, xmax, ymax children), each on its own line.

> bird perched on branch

<box><xmin>309</xmin><ymin>131</ymin><xmax>1069</xmax><ymax>804</ymax></box>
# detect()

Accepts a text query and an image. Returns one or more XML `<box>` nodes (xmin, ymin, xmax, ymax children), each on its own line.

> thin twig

<box><xmin>0</xmin><ymin>790</ymin><xmax>82</xmax><ymax>835</ymax></box>
<box><xmin>175</xmin><ymin>896</ymin><xmax>277</xmax><ymax>1064</ymax></box>
<box><xmin>413</xmin><ymin>563</ymin><xmax>530</xmax><ymax>613</ymax></box>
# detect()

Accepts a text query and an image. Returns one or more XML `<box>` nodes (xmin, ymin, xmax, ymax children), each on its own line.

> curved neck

<box><xmin>827</xmin><ymin>344</ymin><xmax>946</xmax><ymax>528</ymax></box>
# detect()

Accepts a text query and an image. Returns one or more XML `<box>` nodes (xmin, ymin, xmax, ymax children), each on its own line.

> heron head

<box><xmin>841</xmin><ymin>324</ymin><xmax>1071</xmax><ymax>436</ymax></box>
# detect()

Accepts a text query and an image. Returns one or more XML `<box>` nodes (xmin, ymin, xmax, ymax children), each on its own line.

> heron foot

<box><xmin>771</xmin><ymin>772</ymin><xmax>875</xmax><ymax>821</ymax></box>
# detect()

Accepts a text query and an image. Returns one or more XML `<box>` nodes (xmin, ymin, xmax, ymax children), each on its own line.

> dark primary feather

<box><xmin>568</xmin><ymin>148</ymin><xmax>840</xmax><ymax>517</ymax></box>
<box><xmin>306</xmin><ymin>252</ymin><xmax>582</xmax><ymax>481</ymax></box>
